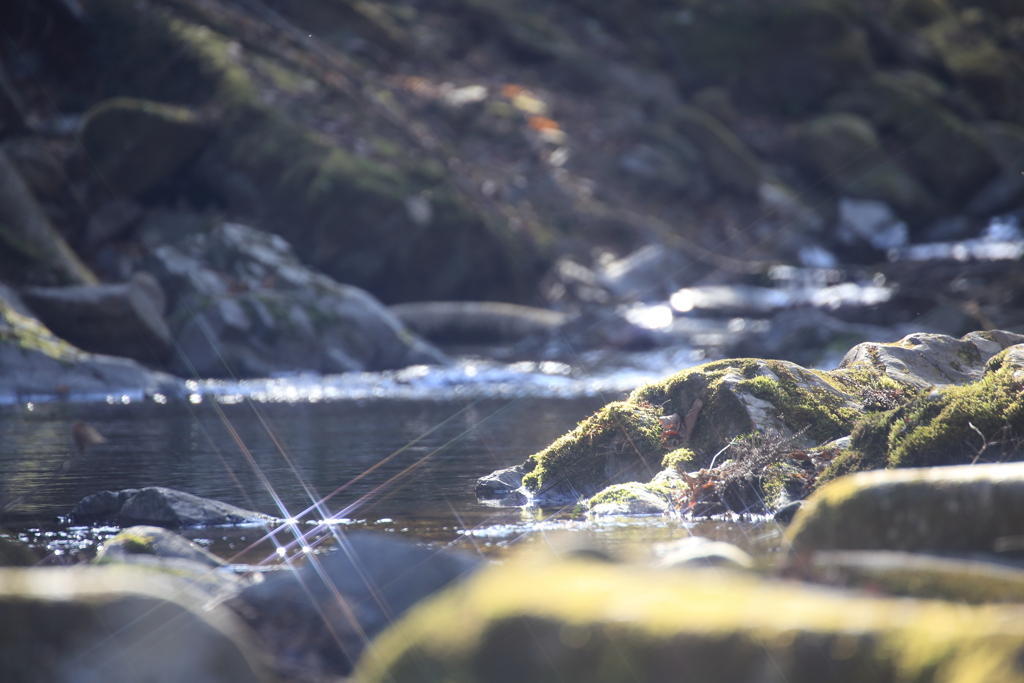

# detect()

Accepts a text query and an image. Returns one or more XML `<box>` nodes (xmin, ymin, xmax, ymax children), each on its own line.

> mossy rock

<box><xmin>521</xmin><ymin>401</ymin><xmax>664</xmax><ymax>504</ymax></box>
<box><xmin>358</xmin><ymin>555</ymin><xmax>1024</xmax><ymax>683</ymax></box>
<box><xmin>79</xmin><ymin>97</ymin><xmax>214</xmax><ymax>198</ymax></box>
<box><xmin>789</xmin><ymin>462</ymin><xmax>1024</xmax><ymax>554</ymax></box>
<box><xmin>662</xmin><ymin>0</ymin><xmax>873</xmax><ymax>115</ymax></box>
<box><xmin>792</xmin><ymin>112</ymin><xmax>938</xmax><ymax>225</ymax></box>
<box><xmin>671</xmin><ymin>105</ymin><xmax>762</xmax><ymax>197</ymax></box>
<box><xmin>95</xmin><ymin>525</ymin><xmax>224</xmax><ymax>568</ymax></box>
<box><xmin>587</xmin><ymin>481</ymin><xmax>673</xmax><ymax>516</ymax></box>
<box><xmin>824</xmin><ymin>339</ymin><xmax>1024</xmax><ymax>476</ymax></box>
<box><xmin>827</xmin><ymin>72</ymin><xmax>1000</xmax><ymax>203</ymax></box>
<box><xmin>507</xmin><ymin>331</ymin><xmax>1024</xmax><ymax>510</ymax></box>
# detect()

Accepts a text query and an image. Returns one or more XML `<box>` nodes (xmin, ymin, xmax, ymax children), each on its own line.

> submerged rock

<box><xmin>0</xmin><ymin>566</ymin><xmax>269</xmax><ymax>682</ymax></box>
<box><xmin>71</xmin><ymin>487</ymin><xmax>275</xmax><ymax>528</ymax></box>
<box><xmin>228</xmin><ymin>531</ymin><xmax>479</xmax><ymax>679</ymax></box>
<box><xmin>357</xmin><ymin>555</ymin><xmax>1024</xmax><ymax>683</ymax></box>
<box><xmin>95</xmin><ymin>525</ymin><xmax>225</xmax><ymax>568</ymax></box>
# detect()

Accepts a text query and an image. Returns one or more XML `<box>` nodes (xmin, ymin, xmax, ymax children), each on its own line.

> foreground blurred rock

<box><xmin>228</xmin><ymin>531</ymin><xmax>480</xmax><ymax>680</ymax></box>
<box><xmin>357</xmin><ymin>554</ymin><xmax>1024</xmax><ymax>683</ymax></box>
<box><xmin>0</xmin><ymin>566</ymin><xmax>271</xmax><ymax>683</ymax></box>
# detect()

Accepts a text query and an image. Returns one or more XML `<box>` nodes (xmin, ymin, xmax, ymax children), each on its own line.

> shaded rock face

<box><xmin>228</xmin><ymin>531</ymin><xmax>480</xmax><ymax>680</ymax></box>
<box><xmin>79</xmin><ymin>97</ymin><xmax>214</xmax><ymax>198</ymax></box>
<box><xmin>357</xmin><ymin>556</ymin><xmax>1024</xmax><ymax>683</ymax></box>
<box><xmin>70</xmin><ymin>486</ymin><xmax>274</xmax><ymax>528</ymax></box>
<box><xmin>21</xmin><ymin>272</ymin><xmax>172</xmax><ymax>364</ymax></box>
<box><xmin>145</xmin><ymin>221</ymin><xmax>447</xmax><ymax>378</ymax></box>
<box><xmin>0</xmin><ymin>566</ymin><xmax>270</xmax><ymax>683</ymax></box>
<box><xmin>0</xmin><ymin>284</ymin><xmax>183</xmax><ymax>402</ymax></box>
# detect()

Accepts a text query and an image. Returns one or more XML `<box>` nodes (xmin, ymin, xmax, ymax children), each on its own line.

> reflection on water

<box><xmin>0</xmin><ymin>395</ymin><xmax>785</xmax><ymax>565</ymax></box>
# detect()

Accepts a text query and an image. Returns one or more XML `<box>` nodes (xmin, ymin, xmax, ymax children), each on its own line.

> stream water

<box><xmin>0</xmin><ymin>351</ymin><xmax>786</xmax><ymax>566</ymax></box>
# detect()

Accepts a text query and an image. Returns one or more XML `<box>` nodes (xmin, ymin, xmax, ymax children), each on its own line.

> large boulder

<box><xmin>79</xmin><ymin>97</ymin><xmax>214</xmax><ymax>198</ymax></box>
<box><xmin>357</xmin><ymin>555</ymin><xmax>1024</xmax><ymax>683</ymax></box>
<box><xmin>70</xmin><ymin>487</ymin><xmax>276</xmax><ymax>528</ymax></box>
<box><xmin>0</xmin><ymin>566</ymin><xmax>270</xmax><ymax>682</ymax></box>
<box><xmin>146</xmin><ymin>221</ymin><xmax>448</xmax><ymax>377</ymax></box>
<box><xmin>0</xmin><ymin>284</ymin><xmax>182</xmax><ymax>401</ymax></box>
<box><xmin>228</xmin><ymin>532</ymin><xmax>480</xmax><ymax>680</ymax></box>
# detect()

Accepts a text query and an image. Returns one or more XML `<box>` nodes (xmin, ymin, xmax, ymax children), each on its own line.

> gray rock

<box><xmin>21</xmin><ymin>272</ymin><xmax>172</xmax><ymax>363</ymax></box>
<box><xmin>71</xmin><ymin>487</ymin><xmax>275</xmax><ymax>528</ymax></box>
<box><xmin>145</xmin><ymin>222</ymin><xmax>448</xmax><ymax>377</ymax></box>
<box><xmin>228</xmin><ymin>532</ymin><xmax>480</xmax><ymax>678</ymax></box>
<box><xmin>0</xmin><ymin>566</ymin><xmax>270</xmax><ymax>683</ymax></box>
<box><xmin>1</xmin><ymin>136</ymin><xmax>65</xmax><ymax>200</ymax></box>
<box><xmin>965</xmin><ymin>168</ymin><xmax>1024</xmax><ymax>217</ymax></box>
<box><xmin>835</xmin><ymin>197</ymin><xmax>908</xmax><ymax>251</ymax></box>
<box><xmin>475</xmin><ymin>465</ymin><xmax>526</xmax><ymax>499</ymax></box>
<box><xmin>0</xmin><ymin>284</ymin><xmax>183</xmax><ymax>401</ymax></box>
<box><xmin>597</xmin><ymin>244</ymin><xmax>697</xmax><ymax>303</ymax></box>
<box><xmin>837</xmin><ymin>330</ymin><xmax>1024</xmax><ymax>390</ymax></box>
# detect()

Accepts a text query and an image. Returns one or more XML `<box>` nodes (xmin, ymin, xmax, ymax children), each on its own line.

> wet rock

<box><xmin>975</xmin><ymin>120</ymin><xmax>1024</xmax><ymax>170</ymax></box>
<box><xmin>671</xmin><ymin>105</ymin><xmax>762</xmax><ymax>196</ymax></box>
<box><xmin>475</xmin><ymin>465</ymin><xmax>526</xmax><ymax>500</ymax></box>
<box><xmin>828</xmin><ymin>72</ymin><xmax>1000</xmax><ymax>205</ymax></box>
<box><xmin>21</xmin><ymin>272</ymin><xmax>172</xmax><ymax>364</ymax></box>
<box><xmin>652</xmin><ymin>536</ymin><xmax>753</xmax><ymax>570</ymax></box>
<box><xmin>79</xmin><ymin>97</ymin><xmax>214</xmax><ymax>198</ymax></box>
<box><xmin>788</xmin><ymin>462</ymin><xmax>1024</xmax><ymax>555</ymax></box>
<box><xmin>146</xmin><ymin>222</ymin><xmax>447</xmax><ymax>377</ymax></box>
<box><xmin>0</xmin><ymin>283</ymin><xmax>183</xmax><ymax>401</ymax></box>
<box><xmin>85</xmin><ymin>199</ymin><xmax>145</xmax><ymax>247</ymax></box>
<box><xmin>792</xmin><ymin>114</ymin><xmax>936</xmax><ymax>224</ymax></box>
<box><xmin>357</xmin><ymin>556</ymin><xmax>1024</xmax><ymax>683</ymax></box>
<box><xmin>93</xmin><ymin>526</ymin><xmax>242</xmax><ymax>600</ymax></box>
<box><xmin>95</xmin><ymin>525</ymin><xmax>224</xmax><ymax>568</ymax></box>
<box><xmin>228</xmin><ymin>531</ymin><xmax>480</xmax><ymax>679</ymax></box>
<box><xmin>799</xmin><ymin>550</ymin><xmax>1024</xmax><ymax>603</ymax></box>
<box><xmin>964</xmin><ymin>168</ymin><xmax>1024</xmax><ymax>217</ymax></box>
<box><xmin>0</xmin><ymin>147</ymin><xmax>96</xmax><ymax>286</ymax></box>
<box><xmin>390</xmin><ymin>301</ymin><xmax>566</xmax><ymax>345</ymax></box>
<box><xmin>71</xmin><ymin>487</ymin><xmax>275</xmax><ymax>528</ymax></box>
<box><xmin>588</xmin><ymin>482</ymin><xmax>669</xmax><ymax>516</ymax></box>
<box><xmin>0</xmin><ymin>566</ymin><xmax>269</xmax><ymax>682</ymax></box>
